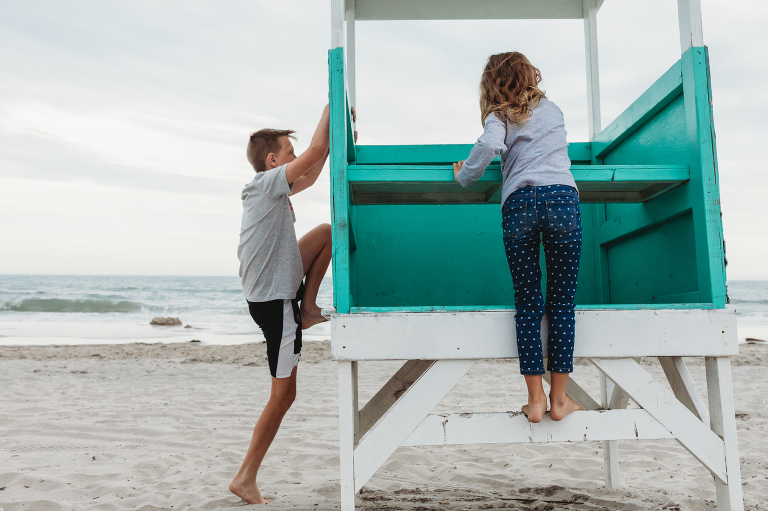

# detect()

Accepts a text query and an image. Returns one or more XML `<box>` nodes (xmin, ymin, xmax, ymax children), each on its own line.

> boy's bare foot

<box><xmin>549</xmin><ymin>394</ymin><xmax>581</xmax><ymax>421</ymax></box>
<box><xmin>229</xmin><ymin>476</ymin><xmax>270</xmax><ymax>505</ymax></box>
<box><xmin>521</xmin><ymin>391</ymin><xmax>548</xmax><ymax>423</ymax></box>
<box><xmin>300</xmin><ymin>305</ymin><xmax>327</xmax><ymax>330</ymax></box>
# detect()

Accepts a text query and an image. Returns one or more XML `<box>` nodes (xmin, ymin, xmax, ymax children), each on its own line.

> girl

<box><xmin>454</xmin><ymin>52</ymin><xmax>582</xmax><ymax>423</ymax></box>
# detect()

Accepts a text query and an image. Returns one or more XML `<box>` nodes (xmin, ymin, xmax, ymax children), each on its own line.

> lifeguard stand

<box><xmin>327</xmin><ymin>1</ymin><xmax>742</xmax><ymax>510</ymax></box>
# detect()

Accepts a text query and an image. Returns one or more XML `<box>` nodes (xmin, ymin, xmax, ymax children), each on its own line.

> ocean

<box><xmin>0</xmin><ymin>276</ymin><xmax>766</xmax><ymax>346</ymax></box>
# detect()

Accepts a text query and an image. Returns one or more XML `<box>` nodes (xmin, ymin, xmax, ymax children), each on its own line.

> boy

<box><xmin>229</xmin><ymin>104</ymin><xmax>332</xmax><ymax>504</ymax></box>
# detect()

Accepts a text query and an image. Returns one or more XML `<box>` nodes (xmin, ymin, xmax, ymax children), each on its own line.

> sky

<box><xmin>0</xmin><ymin>0</ymin><xmax>766</xmax><ymax>279</ymax></box>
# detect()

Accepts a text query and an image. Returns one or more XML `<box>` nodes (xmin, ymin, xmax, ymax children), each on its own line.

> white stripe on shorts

<box><xmin>275</xmin><ymin>299</ymin><xmax>300</xmax><ymax>378</ymax></box>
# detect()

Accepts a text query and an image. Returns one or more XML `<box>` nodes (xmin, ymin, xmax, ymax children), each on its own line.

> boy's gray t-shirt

<box><xmin>456</xmin><ymin>98</ymin><xmax>576</xmax><ymax>206</ymax></box>
<box><xmin>238</xmin><ymin>164</ymin><xmax>304</xmax><ymax>302</ymax></box>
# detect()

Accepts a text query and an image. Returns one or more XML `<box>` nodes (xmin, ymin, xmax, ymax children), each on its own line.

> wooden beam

<box><xmin>358</xmin><ymin>359</ymin><xmax>435</xmax><ymax>440</ymax></box>
<box><xmin>659</xmin><ymin>356</ymin><xmax>709</xmax><ymax>424</ymax></box>
<box><xmin>677</xmin><ymin>0</ymin><xmax>704</xmax><ymax>54</ymax></box>
<box><xmin>355</xmin><ymin>0</ymin><xmax>584</xmax><ymax>20</ymax></box>
<box><xmin>402</xmin><ymin>410</ymin><xmax>674</xmax><ymax>446</ymax></box>
<box><xmin>338</xmin><ymin>361</ymin><xmax>357</xmax><ymax>510</ymax></box>
<box><xmin>331</xmin><ymin>0</ymin><xmax>344</xmax><ymax>48</ymax></box>
<box><xmin>590</xmin><ymin>358</ymin><xmax>727</xmax><ymax>483</ymax></box>
<box><xmin>583</xmin><ymin>0</ymin><xmax>601</xmax><ymax>140</ymax></box>
<box><xmin>331</xmin><ymin>309</ymin><xmax>738</xmax><ymax>360</ymax></box>
<box><xmin>354</xmin><ymin>143</ymin><xmax>592</xmax><ymax>165</ymax></box>
<box><xmin>353</xmin><ymin>360</ymin><xmax>476</xmax><ymax>491</ymax></box>
<box><xmin>706</xmin><ymin>357</ymin><xmax>744</xmax><ymax>510</ymax></box>
<box><xmin>345</xmin><ymin>0</ymin><xmax>356</xmax><ymax>107</ymax></box>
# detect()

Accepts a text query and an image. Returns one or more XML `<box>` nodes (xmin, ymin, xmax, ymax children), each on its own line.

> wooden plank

<box><xmin>353</xmin><ymin>360</ymin><xmax>476</xmax><ymax>491</ymax></box>
<box><xmin>354</xmin><ymin>143</ymin><xmax>592</xmax><ymax>165</ymax></box>
<box><xmin>358</xmin><ymin>360</ymin><xmax>435</xmax><ymax>440</ymax></box>
<box><xmin>591</xmin><ymin>358</ymin><xmax>727</xmax><ymax>483</ymax></box>
<box><xmin>347</xmin><ymin>164</ymin><xmax>688</xmax><ymax>183</ymax></box>
<box><xmin>328</xmin><ymin>47</ymin><xmax>352</xmax><ymax>313</ymax></box>
<box><xmin>402</xmin><ymin>410</ymin><xmax>674</xmax><ymax>446</ymax></box>
<box><xmin>592</xmin><ymin>60</ymin><xmax>683</xmax><ymax>158</ymax></box>
<box><xmin>345</xmin><ymin>0</ymin><xmax>356</xmax><ymax>106</ymax></box>
<box><xmin>681</xmin><ymin>47</ymin><xmax>727</xmax><ymax>307</ymax></box>
<box><xmin>583</xmin><ymin>0</ymin><xmax>601</xmax><ymax>140</ymax></box>
<box><xmin>543</xmin><ymin>368</ymin><xmax>600</xmax><ymax>410</ymax></box>
<box><xmin>659</xmin><ymin>356</ymin><xmax>709</xmax><ymax>424</ymax></box>
<box><xmin>355</xmin><ymin>0</ymin><xmax>584</xmax><ymax>20</ymax></box>
<box><xmin>595</xmin><ymin>185</ymin><xmax>691</xmax><ymax>245</ymax></box>
<box><xmin>677</xmin><ymin>0</ymin><xmax>704</xmax><ymax>53</ymax></box>
<box><xmin>338</xmin><ymin>361</ymin><xmax>357</xmax><ymax>511</ymax></box>
<box><xmin>331</xmin><ymin>309</ymin><xmax>738</xmax><ymax>360</ymax></box>
<box><xmin>705</xmin><ymin>357</ymin><xmax>744</xmax><ymax>510</ymax></box>
<box><xmin>331</xmin><ymin>0</ymin><xmax>344</xmax><ymax>48</ymax></box>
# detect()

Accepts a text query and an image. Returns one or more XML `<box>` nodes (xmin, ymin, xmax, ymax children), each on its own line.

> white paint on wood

<box><xmin>352</xmin><ymin>359</ymin><xmax>475</xmax><ymax>491</ymax></box>
<box><xmin>355</xmin><ymin>0</ymin><xmax>584</xmax><ymax>20</ymax></box>
<box><xmin>403</xmin><ymin>410</ymin><xmax>673</xmax><ymax>446</ymax></box>
<box><xmin>345</xmin><ymin>0</ymin><xmax>357</xmax><ymax>108</ymax></box>
<box><xmin>660</xmin><ymin>356</ymin><xmax>710</xmax><ymax>424</ymax></box>
<box><xmin>331</xmin><ymin>0</ymin><xmax>345</xmax><ymax>49</ymax></box>
<box><xmin>591</xmin><ymin>358</ymin><xmax>727</xmax><ymax>483</ymax></box>
<box><xmin>330</xmin><ymin>309</ymin><xmax>738</xmax><ymax>360</ymax></box>
<box><xmin>706</xmin><ymin>357</ymin><xmax>744</xmax><ymax>510</ymax></box>
<box><xmin>358</xmin><ymin>359</ymin><xmax>434</xmax><ymax>439</ymax></box>
<box><xmin>583</xmin><ymin>0</ymin><xmax>601</xmax><ymax>140</ymax></box>
<box><xmin>677</xmin><ymin>0</ymin><xmax>704</xmax><ymax>53</ymax></box>
<box><xmin>338</xmin><ymin>362</ymin><xmax>357</xmax><ymax>511</ymax></box>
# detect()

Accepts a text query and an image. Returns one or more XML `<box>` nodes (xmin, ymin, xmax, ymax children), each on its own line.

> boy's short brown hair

<box><xmin>247</xmin><ymin>129</ymin><xmax>296</xmax><ymax>173</ymax></box>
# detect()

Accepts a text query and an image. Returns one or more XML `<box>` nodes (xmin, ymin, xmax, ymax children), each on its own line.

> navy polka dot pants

<box><xmin>502</xmin><ymin>185</ymin><xmax>582</xmax><ymax>375</ymax></box>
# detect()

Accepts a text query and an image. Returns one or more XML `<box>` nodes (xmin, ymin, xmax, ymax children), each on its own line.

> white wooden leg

<box><xmin>338</xmin><ymin>361</ymin><xmax>358</xmax><ymax>511</ymax></box>
<box><xmin>353</xmin><ymin>359</ymin><xmax>475</xmax><ymax>492</ymax></box>
<box><xmin>599</xmin><ymin>372</ymin><xmax>620</xmax><ymax>488</ymax></box>
<box><xmin>592</xmin><ymin>358</ymin><xmax>727</xmax><ymax>482</ymax></box>
<box><xmin>706</xmin><ymin>357</ymin><xmax>744</xmax><ymax>511</ymax></box>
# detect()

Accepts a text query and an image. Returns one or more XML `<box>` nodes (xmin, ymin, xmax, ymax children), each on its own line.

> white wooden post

<box><xmin>583</xmin><ymin>0</ymin><xmax>601</xmax><ymax>140</ymax></box>
<box><xmin>705</xmin><ymin>357</ymin><xmax>744</xmax><ymax>511</ymax></box>
<box><xmin>338</xmin><ymin>361</ymin><xmax>358</xmax><ymax>511</ymax></box>
<box><xmin>600</xmin><ymin>372</ymin><xmax>620</xmax><ymax>488</ymax></box>
<box><xmin>331</xmin><ymin>0</ymin><xmax>344</xmax><ymax>49</ymax></box>
<box><xmin>677</xmin><ymin>0</ymin><xmax>704</xmax><ymax>54</ymax></box>
<box><xmin>345</xmin><ymin>0</ymin><xmax>357</xmax><ymax>108</ymax></box>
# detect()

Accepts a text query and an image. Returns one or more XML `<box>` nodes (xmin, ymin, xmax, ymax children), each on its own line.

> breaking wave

<box><xmin>1</xmin><ymin>298</ymin><xmax>144</xmax><ymax>313</ymax></box>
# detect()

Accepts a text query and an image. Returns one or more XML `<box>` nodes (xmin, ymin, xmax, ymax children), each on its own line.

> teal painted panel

<box><xmin>349</xmin><ymin>202</ymin><xmax>597</xmax><ymax>309</ymax></box>
<box><xmin>606</xmin><ymin>213</ymin><xmax>698</xmax><ymax>304</ymax></box>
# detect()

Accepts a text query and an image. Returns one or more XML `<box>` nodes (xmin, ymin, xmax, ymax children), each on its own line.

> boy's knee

<box><xmin>321</xmin><ymin>223</ymin><xmax>332</xmax><ymax>242</ymax></box>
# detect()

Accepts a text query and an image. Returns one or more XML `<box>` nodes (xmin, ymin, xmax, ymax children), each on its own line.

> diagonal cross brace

<box><xmin>590</xmin><ymin>357</ymin><xmax>726</xmax><ymax>483</ymax></box>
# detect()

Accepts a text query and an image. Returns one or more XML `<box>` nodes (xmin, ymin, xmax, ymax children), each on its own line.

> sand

<box><xmin>1</xmin><ymin>341</ymin><xmax>767</xmax><ymax>510</ymax></box>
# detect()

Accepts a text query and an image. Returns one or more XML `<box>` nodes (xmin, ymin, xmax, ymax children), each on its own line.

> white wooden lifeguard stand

<box><xmin>326</xmin><ymin>1</ymin><xmax>743</xmax><ymax>510</ymax></box>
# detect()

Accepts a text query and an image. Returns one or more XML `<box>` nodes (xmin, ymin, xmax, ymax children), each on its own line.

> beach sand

<box><xmin>1</xmin><ymin>341</ymin><xmax>766</xmax><ymax>510</ymax></box>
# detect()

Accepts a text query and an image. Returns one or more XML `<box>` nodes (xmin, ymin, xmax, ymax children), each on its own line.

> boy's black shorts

<box><xmin>247</xmin><ymin>283</ymin><xmax>303</xmax><ymax>378</ymax></box>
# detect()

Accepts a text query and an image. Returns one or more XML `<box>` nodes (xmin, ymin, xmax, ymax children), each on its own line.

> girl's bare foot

<box><xmin>549</xmin><ymin>394</ymin><xmax>581</xmax><ymax>421</ymax></box>
<box><xmin>521</xmin><ymin>391</ymin><xmax>548</xmax><ymax>423</ymax></box>
<box><xmin>300</xmin><ymin>305</ymin><xmax>327</xmax><ymax>330</ymax></box>
<box><xmin>229</xmin><ymin>476</ymin><xmax>270</xmax><ymax>505</ymax></box>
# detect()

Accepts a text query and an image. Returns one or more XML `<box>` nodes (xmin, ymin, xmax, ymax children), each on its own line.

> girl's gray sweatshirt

<box><xmin>456</xmin><ymin>98</ymin><xmax>576</xmax><ymax>206</ymax></box>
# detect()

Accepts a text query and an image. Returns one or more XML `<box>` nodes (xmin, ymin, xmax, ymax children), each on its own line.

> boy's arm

<box><xmin>290</xmin><ymin>148</ymin><xmax>329</xmax><ymax>195</ymax></box>
<box><xmin>289</xmin><ymin>106</ymin><xmax>354</xmax><ymax>195</ymax></box>
<box><xmin>285</xmin><ymin>104</ymin><xmax>330</xmax><ymax>186</ymax></box>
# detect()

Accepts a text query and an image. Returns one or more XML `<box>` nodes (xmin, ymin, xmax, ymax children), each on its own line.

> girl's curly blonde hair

<box><xmin>479</xmin><ymin>52</ymin><xmax>546</xmax><ymax>127</ymax></box>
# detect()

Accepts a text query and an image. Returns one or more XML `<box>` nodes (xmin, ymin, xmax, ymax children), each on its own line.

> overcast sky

<box><xmin>1</xmin><ymin>0</ymin><xmax>766</xmax><ymax>279</ymax></box>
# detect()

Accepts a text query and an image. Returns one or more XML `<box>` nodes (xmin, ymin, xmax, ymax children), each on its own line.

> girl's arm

<box><xmin>453</xmin><ymin>114</ymin><xmax>507</xmax><ymax>188</ymax></box>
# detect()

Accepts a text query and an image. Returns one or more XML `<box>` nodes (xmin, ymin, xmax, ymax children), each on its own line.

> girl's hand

<box><xmin>453</xmin><ymin>161</ymin><xmax>465</xmax><ymax>182</ymax></box>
